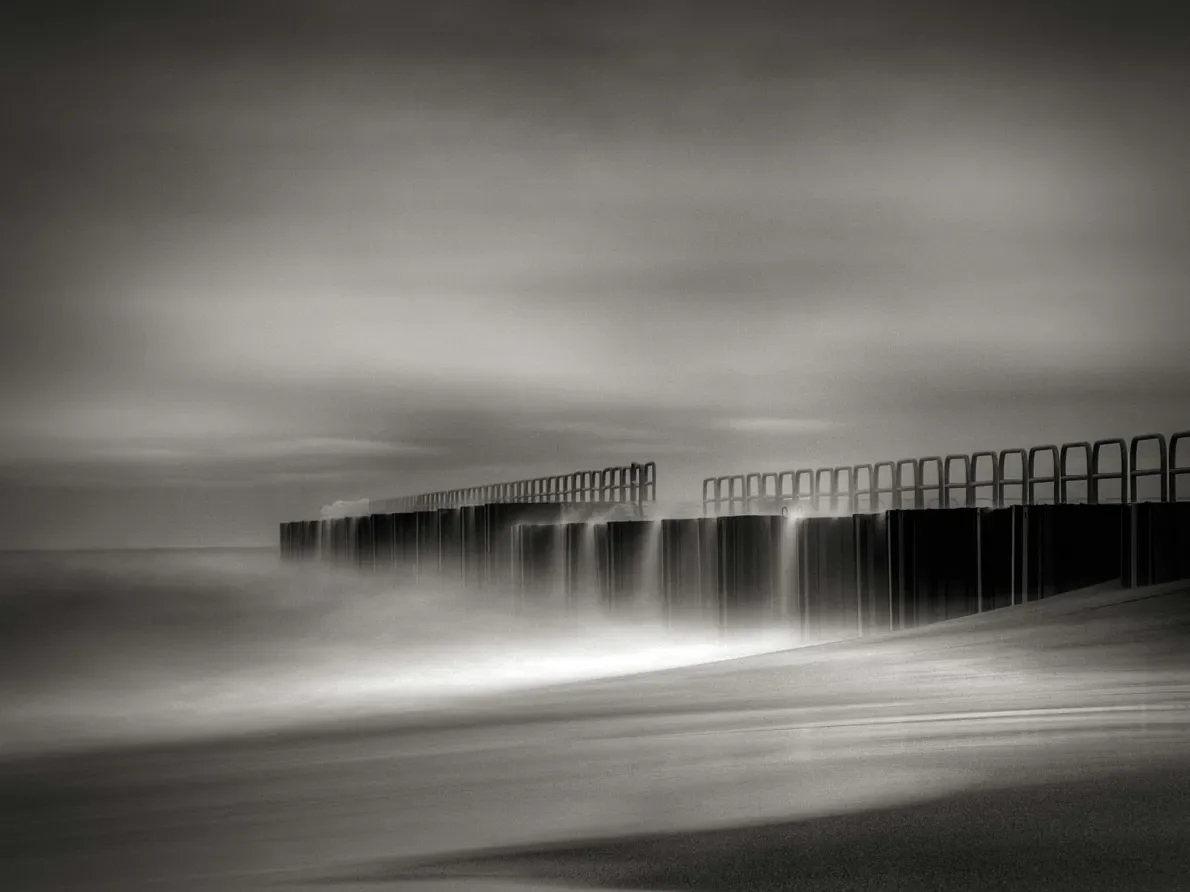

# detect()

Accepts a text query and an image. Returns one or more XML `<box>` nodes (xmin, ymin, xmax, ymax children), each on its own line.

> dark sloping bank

<box><xmin>332</xmin><ymin>766</ymin><xmax>1190</xmax><ymax>892</ymax></box>
<box><xmin>301</xmin><ymin>582</ymin><xmax>1190</xmax><ymax>891</ymax></box>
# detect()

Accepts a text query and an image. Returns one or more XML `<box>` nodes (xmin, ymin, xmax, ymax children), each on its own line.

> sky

<box><xmin>2</xmin><ymin>0</ymin><xmax>1189</xmax><ymax>548</ymax></box>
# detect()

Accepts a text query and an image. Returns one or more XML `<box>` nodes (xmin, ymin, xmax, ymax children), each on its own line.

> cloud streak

<box><xmin>715</xmin><ymin>418</ymin><xmax>839</xmax><ymax>434</ymax></box>
<box><xmin>77</xmin><ymin>438</ymin><xmax>436</xmax><ymax>466</ymax></box>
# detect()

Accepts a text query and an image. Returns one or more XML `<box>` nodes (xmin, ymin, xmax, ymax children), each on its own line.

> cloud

<box><xmin>598</xmin><ymin>441</ymin><xmax>702</xmax><ymax>456</ymax></box>
<box><xmin>21</xmin><ymin>438</ymin><xmax>434</xmax><ymax>468</ymax></box>
<box><xmin>520</xmin><ymin>420</ymin><xmax>666</xmax><ymax>441</ymax></box>
<box><xmin>2</xmin><ymin>400</ymin><xmax>273</xmax><ymax>446</ymax></box>
<box><xmin>237</xmin><ymin>438</ymin><xmax>433</xmax><ymax>460</ymax></box>
<box><xmin>715</xmin><ymin>418</ymin><xmax>840</xmax><ymax>434</ymax></box>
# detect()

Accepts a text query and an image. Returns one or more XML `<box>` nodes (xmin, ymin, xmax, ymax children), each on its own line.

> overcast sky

<box><xmin>2</xmin><ymin>1</ymin><xmax>1189</xmax><ymax>547</ymax></box>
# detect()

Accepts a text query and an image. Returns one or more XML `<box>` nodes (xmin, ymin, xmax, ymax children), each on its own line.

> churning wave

<box><xmin>0</xmin><ymin>549</ymin><xmax>796</xmax><ymax>757</ymax></box>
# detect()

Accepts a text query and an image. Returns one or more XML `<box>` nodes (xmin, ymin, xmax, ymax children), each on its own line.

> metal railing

<box><xmin>371</xmin><ymin>461</ymin><xmax>657</xmax><ymax>513</ymax></box>
<box><xmin>703</xmin><ymin>430</ymin><xmax>1190</xmax><ymax>516</ymax></box>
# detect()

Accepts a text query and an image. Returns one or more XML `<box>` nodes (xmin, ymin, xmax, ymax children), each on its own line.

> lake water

<box><xmin>0</xmin><ymin>548</ymin><xmax>797</xmax><ymax>758</ymax></box>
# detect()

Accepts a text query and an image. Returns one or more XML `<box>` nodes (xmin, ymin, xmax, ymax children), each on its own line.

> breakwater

<box><xmin>281</xmin><ymin>433</ymin><xmax>1190</xmax><ymax>642</ymax></box>
<box><xmin>280</xmin><ymin>502</ymin><xmax>1190</xmax><ymax>640</ymax></box>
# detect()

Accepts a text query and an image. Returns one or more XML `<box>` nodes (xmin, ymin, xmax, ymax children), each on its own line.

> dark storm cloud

<box><xmin>1</xmin><ymin>0</ymin><xmax>1189</xmax><ymax>545</ymax></box>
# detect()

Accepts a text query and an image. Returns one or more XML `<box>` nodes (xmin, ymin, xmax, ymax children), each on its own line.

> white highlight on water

<box><xmin>0</xmin><ymin>549</ymin><xmax>799</xmax><ymax>757</ymax></box>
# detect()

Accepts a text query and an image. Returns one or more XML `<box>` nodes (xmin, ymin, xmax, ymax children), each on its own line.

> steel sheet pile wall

<box><xmin>281</xmin><ymin>501</ymin><xmax>1190</xmax><ymax>644</ymax></box>
<box><xmin>489</xmin><ymin>503</ymin><xmax>567</xmax><ymax>588</ymax></box>
<box><xmin>371</xmin><ymin>513</ymin><xmax>394</xmax><ymax>569</ymax></box>
<box><xmin>798</xmin><ymin>516</ymin><xmax>861</xmax><ymax>640</ymax></box>
<box><xmin>853</xmin><ymin>512</ymin><xmax>892</xmax><ymax>635</ymax></box>
<box><xmin>888</xmin><ymin>509</ymin><xmax>982</xmax><ymax>630</ymax></box>
<box><xmin>1024</xmin><ymin>504</ymin><xmax>1128</xmax><ymax>599</ymax></box>
<box><xmin>564</xmin><ymin>522</ymin><xmax>598</xmax><ymax>604</ymax></box>
<box><xmin>353</xmin><ymin>516</ymin><xmax>374</xmax><ymax>569</ymax></box>
<box><xmin>720</xmin><ymin>515</ymin><xmax>784</xmax><ymax>627</ymax></box>
<box><xmin>599</xmin><ymin>521</ymin><xmax>658</xmax><ymax>609</ymax></box>
<box><xmin>332</xmin><ymin>517</ymin><xmax>350</xmax><ymax>565</ymax></box>
<box><xmin>1129</xmin><ymin>502</ymin><xmax>1190</xmax><ymax>587</ymax></box>
<box><xmin>514</xmin><ymin>523</ymin><xmax>565</xmax><ymax>599</ymax></box>
<box><xmin>281</xmin><ymin>502</ymin><xmax>626</xmax><ymax>588</ymax></box>
<box><xmin>658</xmin><ymin>518</ymin><xmax>713</xmax><ymax>618</ymax></box>
<box><xmin>515</xmin><ymin>502</ymin><xmax>1187</xmax><ymax>639</ymax></box>
<box><xmin>413</xmin><ymin>511</ymin><xmax>440</xmax><ymax>580</ymax></box>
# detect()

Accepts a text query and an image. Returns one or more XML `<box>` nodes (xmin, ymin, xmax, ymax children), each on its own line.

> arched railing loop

<box><xmin>726</xmin><ymin>474</ymin><xmax>747</xmax><ymax>515</ymax></box>
<box><xmin>1058</xmin><ymin>442</ymin><xmax>1092</xmax><ymax>504</ymax></box>
<box><xmin>1091</xmin><ymin>438</ymin><xmax>1128</xmax><ymax>505</ymax></box>
<box><xmin>918</xmin><ymin>456</ymin><xmax>943</xmax><ymax>509</ymax></box>
<box><xmin>792</xmin><ymin>469</ymin><xmax>814</xmax><ymax>512</ymax></box>
<box><xmin>1128</xmin><ymin>433</ymin><xmax>1169</xmax><ymax>503</ymax></box>
<box><xmin>969</xmin><ymin>451</ymin><xmax>999</xmax><ymax>507</ymax></box>
<box><xmin>943</xmin><ymin>454</ymin><xmax>972</xmax><ymax>508</ymax></box>
<box><xmin>701</xmin><ymin>477</ymin><xmax>720</xmax><ymax>515</ymax></box>
<box><xmin>997</xmin><ymin>448</ymin><xmax>1028</xmax><ymax>507</ymax></box>
<box><xmin>852</xmin><ymin>464</ymin><xmax>875</xmax><ymax>513</ymax></box>
<box><xmin>1171</xmin><ymin>431</ymin><xmax>1190</xmax><ymax>502</ymax></box>
<box><xmin>1026</xmin><ymin>445</ymin><xmax>1059</xmax><ymax>505</ymax></box>
<box><xmin>833</xmin><ymin>466</ymin><xmax>854</xmax><ymax>514</ymax></box>
<box><xmin>778</xmin><ymin>470</ymin><xmax>797</xmax><ymax>506</ymax></box>
<box><xmin>873</xmin><ymin>461</ymin><xmax>896</xmax><ymax>512</ymax></box>
<box><xmin>745</xmin><ymin>472</ymin><xmax>764</xmax><ymax>513</ymax></box>
<box><xmin>760</xmin><ymin>472</ymin><xmax>780</xmax><ymax>510</ymax></box>
<box><xmin>814</xmin><ymin>467</ymin><xmax>834</xmax><ymax>512</ymax></box>
<box><xmin>894</xmin><ymin>458</ymin><xmax>919</xmax><ymax>510</ymax></box>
